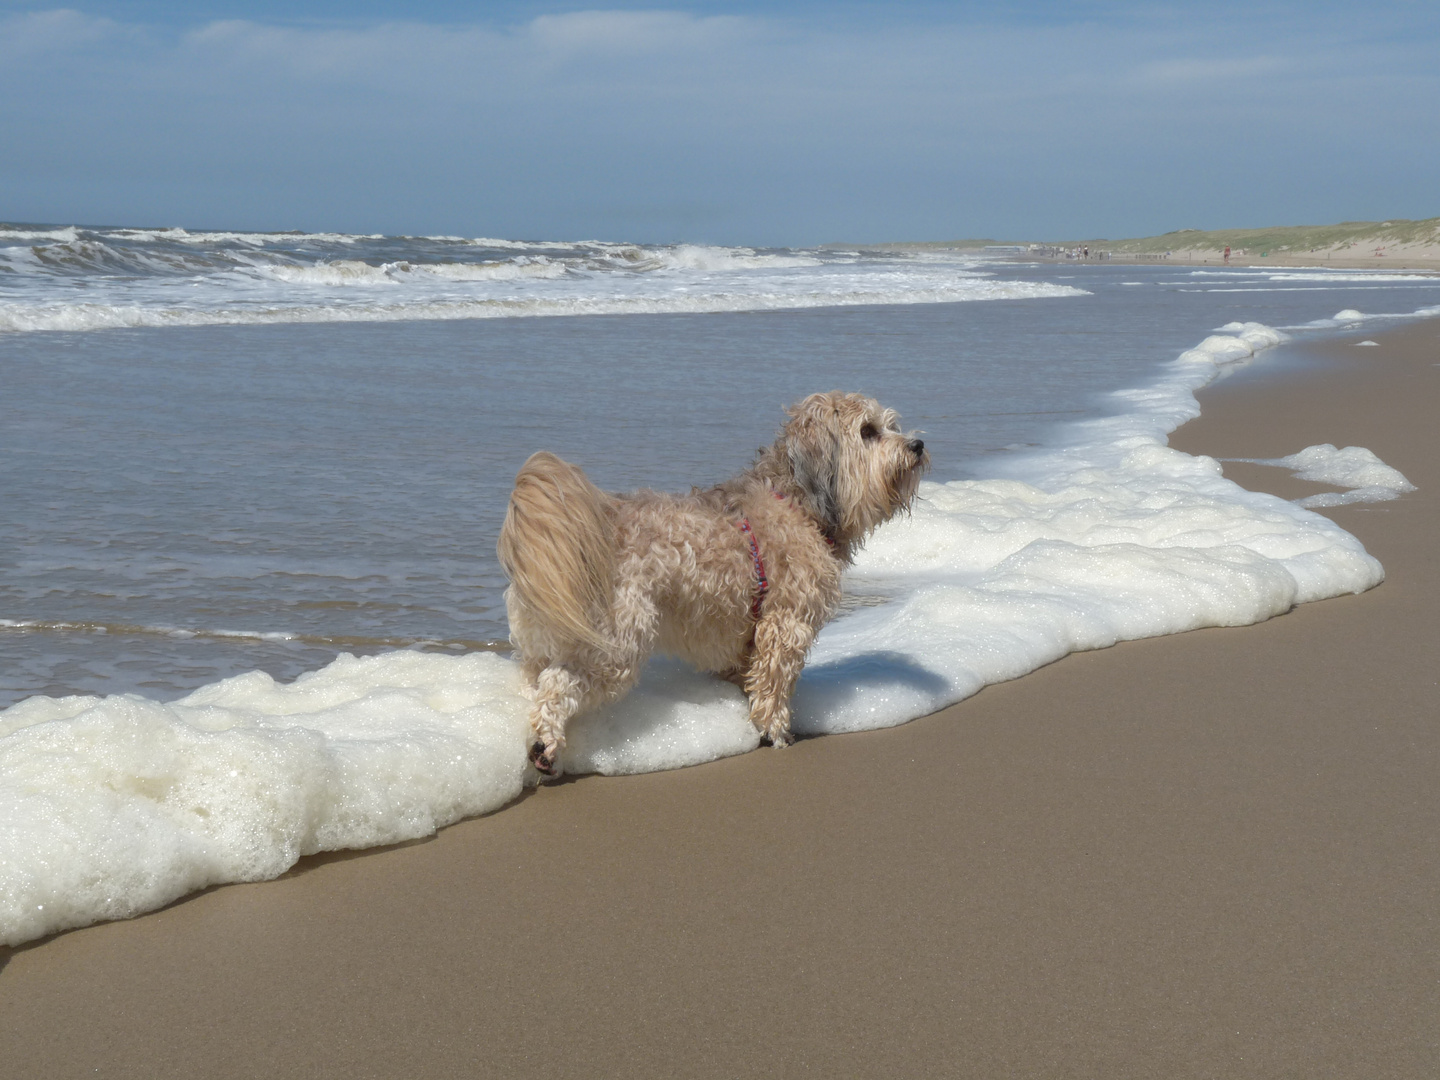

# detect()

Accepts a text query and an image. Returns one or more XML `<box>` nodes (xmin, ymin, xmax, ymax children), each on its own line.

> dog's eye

<box><xmin>860</xmin><ymin>423</ymin><xmax>878</xmax><ymax>441</ymax></box>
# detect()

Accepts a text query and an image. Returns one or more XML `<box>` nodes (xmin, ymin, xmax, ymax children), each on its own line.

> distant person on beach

<box><xmin>1224</xmin><ymin>246</ymin><xmax>1231</xmax><ymax>264</ymax></box>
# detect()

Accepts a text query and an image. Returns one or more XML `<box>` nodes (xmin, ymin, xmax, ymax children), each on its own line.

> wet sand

<box><xmin>1124</xmin><ymin>253</ymin><xmax>1440</xmax><ymax>270</ymax></box>
<box><xmin>1030</xmin><ymin>252</ymin><xmax>1440</xmax><ymax>271</ymax></box>
<box><xmin>3</xmin><ymin>319</ymin><xmax>1438</xmax><ymax>1078</ymax></box>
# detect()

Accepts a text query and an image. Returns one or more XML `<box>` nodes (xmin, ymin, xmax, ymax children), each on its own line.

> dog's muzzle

<box><xmin>908</xmin><ymin>439</ymin><xmax>925</xmax><ymax>457</ymax></box>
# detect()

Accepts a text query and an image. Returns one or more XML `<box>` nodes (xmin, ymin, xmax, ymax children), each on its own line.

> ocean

<box><xmin>3</xmin><ymin>223</ymin><xmax>1438</xmax><ymax>944</ymax></box>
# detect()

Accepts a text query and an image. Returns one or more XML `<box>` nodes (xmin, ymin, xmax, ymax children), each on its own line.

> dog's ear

<box><xmin>785</xmin><ymin>398</ymin><xmax>842</xmax><ymax>534</ymax></box>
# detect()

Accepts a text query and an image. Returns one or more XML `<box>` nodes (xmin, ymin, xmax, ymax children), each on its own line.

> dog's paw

<box><xmin>528</xmin><ymin>740</ymin><xmax>562</xmax><ymax>778</ymax></box>
<box><xmin>763</xmin><ymin>728</ymin><xmax>794</xmax><ymax>748</ymax></box>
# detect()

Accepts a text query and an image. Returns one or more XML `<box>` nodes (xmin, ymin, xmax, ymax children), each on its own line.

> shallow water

<box><xmin>3</xmin><ymin>249</ymin><xmax>1440</xmax><ymax>705</ymax></box>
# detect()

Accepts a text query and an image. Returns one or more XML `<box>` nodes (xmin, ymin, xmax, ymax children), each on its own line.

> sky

<box><xmin>2</xmin><ymin>1</ymin><xmax>1438</xmax><ymax>245</ymax></box>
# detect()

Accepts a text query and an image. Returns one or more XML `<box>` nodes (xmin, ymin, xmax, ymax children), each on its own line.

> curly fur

<box><xmin>498</xmin><ymin>391</ymin><xmax>929</xmax><ymax>777</ymax></box>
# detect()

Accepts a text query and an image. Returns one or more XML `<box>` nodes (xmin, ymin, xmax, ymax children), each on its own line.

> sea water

<box><xmin>2</xmin><ymin>225</ymin><xmax>1437</xmax><ymax>944</ymax></box>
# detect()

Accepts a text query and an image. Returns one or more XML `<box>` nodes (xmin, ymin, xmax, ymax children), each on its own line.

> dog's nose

<box><xmin>908</xmin><ymin>438</ymin><xmax>925</xmax><ymax>456</ymax></box>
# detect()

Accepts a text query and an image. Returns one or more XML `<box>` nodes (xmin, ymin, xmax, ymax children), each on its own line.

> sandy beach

<box><xmin>1022</xmin><ymin>216</ymin><xmax>1440</xmax><ymax>269</ymax></box>
<box><xmin>1110</xmin><ymin>251</ymin><xmax>1440</xmax><ymax>271</ymax></box>
<box><xmin>3</xmin><ymin>318</ymin><xmax>1438</xmax><ymax>1078</ymax></box>
<box><xmin>1018</xmin><ymin>250</ymin><xmax>1440</xmax><ymax>271</ymax></box>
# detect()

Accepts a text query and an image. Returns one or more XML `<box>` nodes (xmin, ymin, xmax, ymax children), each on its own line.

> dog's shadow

<box><xmin>794</xmin><ymin>649</ymin><xmax>950</xmax><ymax>728</ymax></box>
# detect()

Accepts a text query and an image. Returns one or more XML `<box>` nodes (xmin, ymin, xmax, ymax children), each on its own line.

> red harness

<box><xmin>737</xmin><ymin>516</ymin><xmax>768</xmax><ymax>621</ymax></box>
<box><xmin>736</xmin><ymin>492</ymin><xmax>835</xmax><ymax>621</ymax></box>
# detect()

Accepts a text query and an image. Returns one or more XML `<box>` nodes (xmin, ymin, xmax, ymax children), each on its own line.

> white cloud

<box><xmin>0</xmin><ymin>8</ymin><xmax>128</xmax><ymax>56</ymax></box>
<box><xmin>525</xmin><ymin>10</ymin><xmax>757</xmax><ymax>56</ymax></box>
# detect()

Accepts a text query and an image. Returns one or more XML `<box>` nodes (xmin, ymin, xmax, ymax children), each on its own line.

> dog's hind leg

<box><xmin>528</xmin><ymin>664</ymin><xmax>589</xmax><ymax>777</ymax></box>
<box><xmin>743</xmin><ymin>614</ymin><xmax>816</xmax><ymax>748</ymax></box>
<box><xmin>527</xmin><ymin>650</ymin><xmax>647</xmax><ymax>776</ymax></box>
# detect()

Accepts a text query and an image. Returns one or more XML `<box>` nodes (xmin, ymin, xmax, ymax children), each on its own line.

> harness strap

<box><xmin>737</xmin><ymin>517</ymin><xmax>768</xmax><ymax>621</ymax></box>
<box><xmin>739</xmin><ymin>493</ymin><xmax>838</xmax><ymax>621</ymax></box>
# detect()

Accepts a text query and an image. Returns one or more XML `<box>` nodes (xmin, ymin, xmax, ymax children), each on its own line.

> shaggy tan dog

<box><xmin>498</xmin><ymin>391</ymin><xmax>928</xmax><ymax>777</ymax></box>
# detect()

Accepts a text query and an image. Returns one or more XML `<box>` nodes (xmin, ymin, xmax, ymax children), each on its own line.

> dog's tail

<box><xmin>498</xmin><ymin>451</ymin><xmax>616</xmax><ymax>653</ymax></box>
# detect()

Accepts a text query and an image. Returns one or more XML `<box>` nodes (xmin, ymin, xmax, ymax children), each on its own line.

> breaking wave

<box><xmin>0</xmin><ymin>224</ymin><xmax>1084</xmax><ymax>332</ymax></box>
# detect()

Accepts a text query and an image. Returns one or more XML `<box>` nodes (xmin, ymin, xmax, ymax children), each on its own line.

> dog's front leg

<box><xmin>743</xmin><ymin>615</ymin><xmax>814</xmax><ymax>747</ymax></box>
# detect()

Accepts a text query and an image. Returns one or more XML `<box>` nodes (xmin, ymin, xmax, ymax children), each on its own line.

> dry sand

<box><xmin>3</xmin><ymin>320</ymin><xmax>1438</xmax><ymax>1078</ymax></box>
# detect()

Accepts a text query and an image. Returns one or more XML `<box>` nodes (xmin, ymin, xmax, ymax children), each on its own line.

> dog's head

<box><xmin>780</xmin><ymin>391</ymin><xmax>929</xmax><ymax>545</ymax></box>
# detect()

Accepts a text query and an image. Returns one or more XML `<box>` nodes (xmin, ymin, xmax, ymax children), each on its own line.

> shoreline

<box><xmin>862</xmin><ymin>242</ymin><xmax>1440</xmax><ymax>271</ymax></box>
<box><xmin>1042</xmin><ymin>252</ymin><xmax>1440</xmax><ymax>271</ymax></box>
<box><xmin>3</xmin><ymin>318</ymin><xmax>1438</xmax><ymax>1077</ymax></box>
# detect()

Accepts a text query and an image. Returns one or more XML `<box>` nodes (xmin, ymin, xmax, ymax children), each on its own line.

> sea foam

<box><xmin>1240</xmin><ymin>444</ymin><xmax>1416</xmax><ymax>508</ymax></box>
<box><xmin>0</xmin><ymin>322</ymin><xmax>1403</xmax><ymax>946</ymax></box>
<box><xmin>0</xmin><ymin>230</ymin><xmax>1083</xmax><ymax>332</ymax></box>
<box><xmin>0</xmin><ymin>278</ymin><xmax>1083</xmax><ymax>333</ymax></box>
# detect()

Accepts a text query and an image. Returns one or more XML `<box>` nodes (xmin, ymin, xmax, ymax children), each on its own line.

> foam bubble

<box><xmin>0</xmin><ymin>652</ymin><xmax>531</xmax><ymax>945</ymax></box>
<box><xmin>1239</xmin><ymin>444</ymin><xmax>1416</xmax><ymax>508</ymax></box>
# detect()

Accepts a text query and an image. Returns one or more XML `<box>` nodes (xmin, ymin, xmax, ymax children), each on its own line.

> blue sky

<box><xmin>3</xmin><ymin>2</ymin><xmax>1437</xmax><ymax>244</ymax></box>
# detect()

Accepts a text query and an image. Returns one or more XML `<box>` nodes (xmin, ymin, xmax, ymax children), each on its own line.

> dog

<box><xmin>497</xmin><ymin>391</ymin><xmax>928</xmax><ymax>777</ymax></box>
